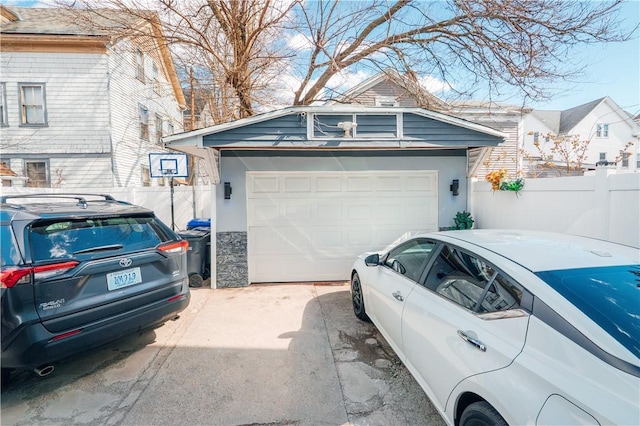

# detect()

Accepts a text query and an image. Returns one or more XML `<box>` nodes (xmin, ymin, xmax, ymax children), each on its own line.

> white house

<box><xmin>0</xmin><ymin>6</ymin><xmax>186</xmax><ymax>188</ymax></box>
<box><xmin>521</xmin><ymin>97</ymin><xmax>639</xmax><ymax>175</ymax></box>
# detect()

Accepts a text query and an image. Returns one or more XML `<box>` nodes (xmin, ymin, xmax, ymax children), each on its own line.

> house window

<box><xmin>141</xmin><ymin>166</ymin><xmax>151</xmax><ymax>187</ymax></box>
<box><xmin>167</xmin><ymin>122</ymin><xmax>174</xmax><ymax>135</ymax></box>
<box><xmin>1</xmin><ymin>161</ymin><xmax>13</xmax><ymax>187</ymax></box>
<box><xmin>0</xmin><ymin>83</ymin><xmax>7</xmax><ymax>126</ymax></box>
<box><xmin>533</xmin><ymin>132</ymin><xmax>539</xmax><ymax>143</ymax></box>
<box><xmin>25</xmin><ymin>160</ymin><xmax>49</xmax><ymax>188</ymax></box>
<box><xmin>155</xmin><ymin>114</ymin><xmax>163</xmax><ymax>144</ymax></box>
<box><xmin>375</xmin><ymin>96</ymin><xmax>399</xmax><ymax>107</ymax></box>
<box><xmin>139</xmin><ymin>104</ymin><xmax>149</xmax><ymax>140</ymax></box>
<box><xmin>136</xmin><ymin>48</ymin><xmax>145</xmax><ymax>82</ymax></box>
<box><xmin>599</xmin><ymin>152</ymin><xmax>607</xmax><ymax>161</ymax></box>
<box><xmin>596</xmin><ymin>123</ymin><xmax>609</xmax><ymax>138</ymax></box>
<box><xmin>19</xmin><ymin>83</ymin><xmax>47</xmax><ymax>126</ymax></box>
<box><xmin>152</xmin><ymin>63</ymin><xmax>161</xmax><ymax>95</ymax></box>
<box><xmin>621</xmin><ymin>152</ymin><xmax>629</xmax><ymax>167</ymax></box>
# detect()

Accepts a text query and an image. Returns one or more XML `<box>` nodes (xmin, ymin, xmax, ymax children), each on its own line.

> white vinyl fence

<box><xmin>1</xmin><ymin>185</ymin><xmax>212</xmax><ymax>232</ymax></box>
<box><xmin>470</xmin><ymin>168</ymin><xmax>640</xmax><ymax>248</ymax></box>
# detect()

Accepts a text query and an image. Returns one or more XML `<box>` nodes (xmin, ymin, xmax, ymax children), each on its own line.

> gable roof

<box><xmin>530</xmin><ymin>97</ymin><xmax>637</xmax><ymax>135</ymax></box>
<box><xmin>0</xmin><ymin>6</ymin><xmax>186</xmax><ymax>109</ymax></box>
<box><xmin>0</xmin><ymin>6</ymin><xmax>137</xmax><ymax>36</ymax></box>
<box><xmin>164</xmin><ymin>104</ymin><xmax>507</xmax><ymax>154</ymax></box>
<box><xmin>331</xmin><ymin>69</ymin><xmax>449</xmax><ymax>110</ymax></box>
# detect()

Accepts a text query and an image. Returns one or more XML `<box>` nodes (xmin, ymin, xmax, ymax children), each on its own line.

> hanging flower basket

<box><xmin>485</xmin><ymin>170</ymin><xmax>525</xmax><ymax>195</ymax></box>
<box><xmin>499</xmin><ymin>178</ymin><xmax>525</xmax><ymax>193</ymax></box>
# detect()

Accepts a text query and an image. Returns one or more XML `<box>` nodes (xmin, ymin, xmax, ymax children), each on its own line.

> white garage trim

<box><xmin>247</xmin><ymin>170</ymin><xmax>438</xmax><ymax>283</ymax></box>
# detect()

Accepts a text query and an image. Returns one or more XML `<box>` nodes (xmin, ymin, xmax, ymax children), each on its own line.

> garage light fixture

<box><xmin>450</xmin><ymin>179</ymin><xmax>459</xmax><ymax>196</ymax></box>
<box><xmin>224</xmin><ymin>182</ymin><xmax>232</xmax><ymax>199</ymax></box>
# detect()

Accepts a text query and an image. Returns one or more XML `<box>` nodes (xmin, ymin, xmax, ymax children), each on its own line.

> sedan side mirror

<box><xmin>364</xmin><ymin>253</ymin><xmax>380</xmax><ymax>267</ymax></box>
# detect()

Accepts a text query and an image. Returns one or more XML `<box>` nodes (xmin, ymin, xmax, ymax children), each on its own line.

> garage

<box><xmin>164</xmin><ymin>105</ymin><xmax>505</xmax><ymax>288</ymax></box>
<box><xmin>247</xmin><ymin>170</ymin><xmax>438</xmax><ymax>282</ymax></box>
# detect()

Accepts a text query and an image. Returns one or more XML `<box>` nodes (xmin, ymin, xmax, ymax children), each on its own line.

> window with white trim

<box><xmin>19</xmin><ymin>83</ymin><xmax>47</xmax><ymax>126</ymax></box>
<box><xmin>152</xmin><ymin>63</ymin><xmax>161</xmax><ymax>94</ymax></box>
<box><xmin>139</xmin><ymin>104</ymin><xmax>149</xmax><ymax>140</ymax></box>
<box><xmin>599</xmin><ymin>152</ymin><xmax>607</xmax><ymax>161</ymax></box>
<box><xmin>0</xmin><ymin>83</ymin><xmax>7</xmax><ymax>126</ymax></box>
<box><xmin>136</xmin><ymin>48</ymin><xmax>145</xmax><ymax>82</ymax></box>
<box><xmin>375</xmin><ymin>96</ymin><xmax>399</xmax><ymax>107</ymax></box>
<box><xmin>167</xmin><ymin>122</ymin><xmax>174</xmax><ymax>135</ymax></box>
<box><xmin>141</xmin><ymin>166</ymin><xmax>151</xmax><ymax>187</ymax></box>
<box><xmin>621</xmin><ymin>152</ymin><xmax>629</xmax><ymax>167</ymax></box>
<box><xmin>596</xmin><ymin>123</ymin><xmax>609</xmax><ymax>138</ymax></box>
<box><xmin>25</xmin><ymin>160</ymin><xmax>49</xmax><ymax>188</ymax></box>
<box><xmin>155</xmin><ymin>113</ymin><xmax>163</xmax><ymax>144</ymax></box>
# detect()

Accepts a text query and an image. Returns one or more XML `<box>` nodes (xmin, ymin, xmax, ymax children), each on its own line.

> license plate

<box><xmin>107</xmin><ymin>267</ymin><xmax>142</xmax><ymax>291</ymax></box>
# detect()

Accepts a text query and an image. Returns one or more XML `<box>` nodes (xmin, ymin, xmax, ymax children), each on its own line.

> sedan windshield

<box><xmin>536</xmin><ymin>265</ymin><xmax>640</xmax><ymax>359</ymax></box>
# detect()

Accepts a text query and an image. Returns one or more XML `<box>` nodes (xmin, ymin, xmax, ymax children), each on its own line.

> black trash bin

<box><xmin>177</xmin><ymin>228</ymin><xmax>211</xmax><ymax>288</ymax></box>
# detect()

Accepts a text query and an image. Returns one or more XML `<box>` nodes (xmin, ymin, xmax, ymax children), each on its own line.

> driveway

<box><xmin>1</xmin><ymin>283</ymin><xmax>445</xmax><ymax>426</ymax></box>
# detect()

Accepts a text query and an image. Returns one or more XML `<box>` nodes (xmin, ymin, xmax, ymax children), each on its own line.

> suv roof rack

<box><xmin>0</xmin><ymin>193</ymin><xmax>117</xmax><ymax>209</ymax></box>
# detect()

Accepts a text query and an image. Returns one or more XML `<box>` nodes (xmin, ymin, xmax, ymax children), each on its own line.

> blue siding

<box><xmin>403</xmin><ymin>113</ymin><xmax>500</xmax><ymax>145</ymax></box>
<box><xmin>201</xmin><ymin>111</ymin><xmax>502</xmax><ymax>148</ymax></box>
<box><xmin>203</xmin><ymin>115</ymin><xmax>306</xmax><ymax>146</ymax></box>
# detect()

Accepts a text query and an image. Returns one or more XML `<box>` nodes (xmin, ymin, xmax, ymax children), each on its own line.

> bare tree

<box><xmin>52</xmin><ymin>0</ymin><xmax>634</xmax><ymax>120</ymax></box>
<box><xmin>521</xmin><ymin>132</ymin><xmax>635</xmax><ymax>176</ymax></box>
<box><xmin>291</xmin><ymin>0</ymin><xmax>634</xmax><ymax>105</ymax></box>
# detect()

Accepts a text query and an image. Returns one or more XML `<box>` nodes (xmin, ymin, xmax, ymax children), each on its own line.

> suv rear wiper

<box><xmin>73</xmin><ymin>244</ymin><xmax>124</xmax><ymax>255</ymax></box>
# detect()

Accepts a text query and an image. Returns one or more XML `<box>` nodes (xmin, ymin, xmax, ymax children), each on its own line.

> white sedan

<box><xmin>350</xmin><ymin>230</ymin><xmax>639</xmax><ymax>426</ymax></box>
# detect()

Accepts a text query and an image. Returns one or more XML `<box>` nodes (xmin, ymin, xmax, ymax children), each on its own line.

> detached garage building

<box><xmin>165</xmin><ymin>105</ymin><xmax>505</xmax><ymax>288</ymax></box>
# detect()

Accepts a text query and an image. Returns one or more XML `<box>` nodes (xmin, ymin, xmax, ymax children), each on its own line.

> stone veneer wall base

<box><xmin>216</xmin><ymin>232</ymin><xmax>248</xmax><ymax>288</ymax></box>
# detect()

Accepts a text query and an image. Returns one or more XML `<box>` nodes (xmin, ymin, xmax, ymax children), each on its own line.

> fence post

<box><xmin>594</xmin><ymin>167</ymin><xmax>611</xmax><ymax>241</ymax></box>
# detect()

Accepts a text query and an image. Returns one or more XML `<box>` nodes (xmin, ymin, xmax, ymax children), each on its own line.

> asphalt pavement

<box><xmin>0</xmin><ymin>283</ymin><xmax>445</xmax><ymax>426</ymax></box>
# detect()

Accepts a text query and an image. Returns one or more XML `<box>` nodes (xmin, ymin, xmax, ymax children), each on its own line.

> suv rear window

<box><xmin>29</xmin><ymin>216</ymin><xmax>166</xmax><ymax>261</ymax></box>
<box><xmin>536</xmin><ymin>265</ymin><xmax>640</xmax><ymax>358</ymax></box>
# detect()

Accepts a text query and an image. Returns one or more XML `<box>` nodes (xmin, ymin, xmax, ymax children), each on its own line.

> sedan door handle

<box><xmin>392</xmin><ymin>291</ymin><xmax>404</xmax><ymax>302</ymax></box>
<box><xmin>457</xmin><ymin>330</ymin><xmax>487</xmax><ymax>352</ymax></box>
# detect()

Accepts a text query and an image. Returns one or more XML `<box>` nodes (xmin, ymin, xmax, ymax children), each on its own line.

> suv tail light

<box><xmin>158</xmin><ymin>240</ymin><xmax>189</xmax><ymax>255</ymax></box>
<box><xmin>1</xmin><ymin>261</ymin><xmax>80</xmax><ymax>289</ymax></box>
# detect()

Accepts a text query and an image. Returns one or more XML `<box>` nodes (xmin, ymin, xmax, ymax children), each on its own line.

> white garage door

<box><xmin>247</xmin><ymin>171</ymin><xmax>438</xmax><ymax>283</ymax></box>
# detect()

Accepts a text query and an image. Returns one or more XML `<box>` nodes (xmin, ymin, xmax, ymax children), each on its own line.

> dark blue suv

<box><xmin>1</xmin><ymin>194</ymin><xmax>190</xmax><ymax>384</ymax></box>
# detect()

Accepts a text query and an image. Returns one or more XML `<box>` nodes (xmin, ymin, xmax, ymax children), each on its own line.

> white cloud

<box><xmin>418</xmin><ymin>75</ymin><xmax>453</xmax><ymax>93</ymax></box>
<box><xmin>286</xmin><ymin>33</ymin><xmax>313</xmax><ymax>51</ymax></box>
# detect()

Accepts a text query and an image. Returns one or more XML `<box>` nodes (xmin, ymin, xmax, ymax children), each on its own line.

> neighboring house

<box><xmin>333</xmin><ymin>71</ymin><xmax>640</xmax><ymax>179</ymax></box>
<box><xmin>0</xmin><ymin>6</ymin><xmax>186</xmax><ymax>188</ymax></box>
<box><xmin>165</xmin><ymin>104</ymin><xmax>506</xmax><ymax>287</ymax></box>
<box><xmin>330</xmin><ymin>69</ymin><xmax>527</xmax><ymax>179</ymax></box>
<box><xmin>521</xmin><ymin>97</ymin><xmax>640</xmax><ymax>176</ymax></box>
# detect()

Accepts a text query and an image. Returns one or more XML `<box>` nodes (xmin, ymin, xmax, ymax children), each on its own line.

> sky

<box><xmin>2</xmin><ymin>0</ymin><xmax>639</xmax><ymax>116</ymax></box>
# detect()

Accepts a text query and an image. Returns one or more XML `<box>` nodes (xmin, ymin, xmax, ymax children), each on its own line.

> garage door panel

<box><xmin>283</xmin><ymin>176</ymin><xmax>311</xmax><ymax>192</ymax></box>
<box><xmin>375</xmin><ymin>176</ymin><xmax>403</xmax><ymax>191</ymax></box>
<box><xmin>407</xmin><ymin>175</ymin><xmax>437</xmax><ymax>193</ymax></box>
<box><xmin>316</xmin><ymin>176</ymin><xmax>342</xmax><ymax>192</ymax></box>
<box><xmin>251</xmin><ymin>176</ymin><xmax>279</xmax><ymax>193</ymax></box>
<box><xmin>346</xmin><ymin>176</ymin><xmax>374</xmax><ymax>192</ymax></box>
<box><xmin>248</xmin><ymin>171</ymin><xmax>438</xmax><ymax>283</ymax></box>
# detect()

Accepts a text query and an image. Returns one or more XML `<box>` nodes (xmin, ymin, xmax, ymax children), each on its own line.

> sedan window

<box><xmin>423</xmin><ymin>245</ymin><xmax>524</xmax><ymax>313</ymax></box>
<box><xmin>384</xmin><ymin>239</ymin><xmax>437</xmax><ymax>282</ymax></box>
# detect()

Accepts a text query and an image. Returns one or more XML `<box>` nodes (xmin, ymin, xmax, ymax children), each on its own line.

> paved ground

<box><xmin>1</xmin><ymin>283</ymin><xmax>445</xmax><ymax>426</ymax></box>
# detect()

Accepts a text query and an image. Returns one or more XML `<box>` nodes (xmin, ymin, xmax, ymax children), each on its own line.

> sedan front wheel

<box><xmin>351</xmin><ymin>272</ymin><xmax>370</xmax><ymax>322</ymax></box>
<box><xmin>460</xmin><ymin>401</ymin><xmax>507</xmax><ymax>426</ymax></box>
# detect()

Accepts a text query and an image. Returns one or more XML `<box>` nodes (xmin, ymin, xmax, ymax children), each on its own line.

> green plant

<box><xmin>499</xmin><ymin>178</ymin><xmax>525</xmax><ymax>193</ymax></box>
<box><xmin>449</xmin><ymin>211</ymin><xmax>474</xmax><ymax>230</ymax></box>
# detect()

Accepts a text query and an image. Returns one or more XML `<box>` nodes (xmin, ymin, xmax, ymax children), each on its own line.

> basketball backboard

<box><xmin>149</xmin><ymin>153</ymin><xmax>189</xmax><ymax>178</ymax></box>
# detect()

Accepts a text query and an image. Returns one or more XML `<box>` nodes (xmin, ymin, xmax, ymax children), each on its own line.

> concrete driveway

<box><xmin>1</xmin><ymin>284</ymin><xmax>445</xmax><ymax>426</ymax></box>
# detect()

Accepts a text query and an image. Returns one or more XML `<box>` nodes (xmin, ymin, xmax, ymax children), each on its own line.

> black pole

<box><xmin>170</xmin><ymin>176</ymin><xmax>175</xmax><ymax>230</ymax></box>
